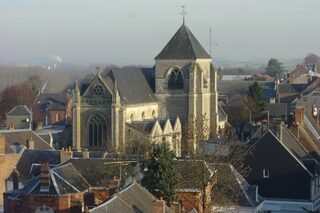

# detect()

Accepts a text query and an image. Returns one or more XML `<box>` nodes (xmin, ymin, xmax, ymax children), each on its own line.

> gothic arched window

<box><xmin>168</xmin><ymin>69</ymin><xmax>183</xmax><ymax>89</ymax></box>
<box><xmin>88</xmin><ymin>113</ymin><xmax>106</xmax><ymax>147</ymax></box>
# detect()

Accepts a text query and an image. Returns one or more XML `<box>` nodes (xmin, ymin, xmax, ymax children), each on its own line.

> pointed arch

<box><xmin>165</xmin><ymin>66</ymin><xmax>184</xmax><ymax>90</ymax></box>
<box><xmin>87</xmin><ymin>113</ymin><xmax>107</xmax><ymax>147</ymax></box>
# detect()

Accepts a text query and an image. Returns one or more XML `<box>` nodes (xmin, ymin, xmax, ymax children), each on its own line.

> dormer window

<box><xmin>168</xmin><ymin>69</ymin><xmax>183</xmax><ymax>89</ymax></box>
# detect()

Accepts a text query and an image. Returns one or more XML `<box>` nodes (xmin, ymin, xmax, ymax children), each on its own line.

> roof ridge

<box><xmin>184</xmin><ymin>25</ymin><xmax>197</xmax><ymax>59</ymax></box>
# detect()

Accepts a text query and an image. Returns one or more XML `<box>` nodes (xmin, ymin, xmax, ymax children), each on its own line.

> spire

<box><xmin>180</xmin><ymin>5</ymin><xmax>188</xmax><ymax>25</ymax></box>
<box><xmin>96</xmin><ymin>66</ymin><xmax>101</xmax><ymax>77</ymax></box>
<box><xmin>155</xmin><ymin>24</ymin><xmax>211</xmax><ymax>60</ymax></box>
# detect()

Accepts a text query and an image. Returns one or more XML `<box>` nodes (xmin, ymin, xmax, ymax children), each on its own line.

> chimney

<box><xmin>12</xmin><ymin>167</ymin><xmax>19</xmax><ymax>190</ymax></box>
<box><xmin>295</xmin><ymin>107</ymin><xmax>305</xmax><ymax>125</ymax></box>
<box><xmin>83</xmin><ymin>149</ymin><xmax>90</xmax><ymax>159</ymax></box>
<box><xmin>26</xmin><ymin>138</ymin><xmax>34</xmax><ymax>150</ymax></box>
<box><xmin>40</xmin><ymin>162</ymin><xmax>50</xmax><ymax>192</ymax></box>
<box><xmin>152</xmin><ymin>197</ymin><xmax>165</xmax><ymax>213</ymax></box>
<box><xmin>0</xmin><ymin>134</ymin><xmax>5</xmax><ymax>155</ymax></box>
<box><xmin>60</xmin><ymin>146</ymin><xmax>73</xmax><ymax>163</ymax></box>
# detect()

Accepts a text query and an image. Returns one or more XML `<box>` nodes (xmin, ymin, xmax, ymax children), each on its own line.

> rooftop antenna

<box><xmin>209</xmin><ymin>28</ymin><xmax>212</xmax><ymax>56</ymax></box>
<box><xmin>180</xmin><ymin>5</ymin><xmax>188</xmax><ymax>25</ymax></box>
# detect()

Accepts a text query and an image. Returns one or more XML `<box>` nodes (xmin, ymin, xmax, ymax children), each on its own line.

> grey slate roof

<box><xmin>0</xmin><ymin>129</ymin><xmax>54</xmax><ymax>154</ymax></box>
<box><xmin>65</xmin><ymin>158</ymin><xmax>138</xmax><ymax>187</ymax></box>
<box><xmin>155</xmin><ymin>24</ymin><xmax>211</xmax><ymax>60</ymax></box>
<box><xmin>278</xmin><ymin>83</ymin><xmax>306</xmax><ymax>94</ymax></box>
<box><xmin>35</xmin><ymin>93</ymin><xmax>67</xmax><ymax>110</ymax></box>
<box><xmin>175</xmin><ymin>160</ymin><xmax>214</xmax><ymax>191</ymax></box>
<box><xmin>209</xmin><ymin>163</ymin><xmax>259</xmax><ymax>207</ymax></box>
<box><xmin>6</xmin><ymin>105</ymin><xmax>31</xmax><ymax>116</ymax></box>
<box><xmin>265</xmin><ymin>103</ymin><xmax>288</xmax><ymax>118</ymax></box>
<box><xmin>7</xmin><ymin>149</ymin><xmax>61</xmax><ymax>182</ymax></box>
<box><xmin>218</xmin><ymin>80</ymin><xmax>276</xmax><ymax>101</ymax></box>
<box><xmin>127</xmin><ymin>120</ymin><xmax>155</xmax><ymax>134</ymax></box>
<box><xmin>89</xmin><ymin>182</ymin><xmax>174</xmax><ymax>213</ymax></box>
<box><xmin>101</xmin><ymin>68</ymin><xmax>157</xmax><ymax>105</ymax></box>
<box><xmin>17</xmin><ymin>163</ymin><xmax>90</xmax><ymax>195</ymax></box>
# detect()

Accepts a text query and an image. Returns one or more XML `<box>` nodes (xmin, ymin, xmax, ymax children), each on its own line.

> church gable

<box><xmin>81</xmin><ymin>74</ymin><xmax>113</xmax><ymax>103</ymax></box>
<box><xmin>162</xmin><ymin>119</ymin><xmax>173</xmax><ymax>135</ymax></box>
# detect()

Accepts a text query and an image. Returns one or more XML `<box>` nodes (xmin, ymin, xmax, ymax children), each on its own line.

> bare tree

<box><xmin>180</xmin><ymin>114</ymin><xmax>251</xmax><ymax>212</ymax></box>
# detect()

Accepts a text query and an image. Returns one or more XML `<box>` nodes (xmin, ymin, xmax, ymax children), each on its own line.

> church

<box><xmin>72</xmin><ymin>21</ymin><xmax>226</xmax><ymax>156</ymax></box>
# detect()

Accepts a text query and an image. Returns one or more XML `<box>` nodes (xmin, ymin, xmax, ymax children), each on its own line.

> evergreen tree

<box><xmin>247</xmin><ymin>81</ymin><xmax>265</xmax><ymax>113</ymax></box>
<box><xmin>142</xmin><ymin>145</ymin><xmax>177</xmax><ymax>203</ymax></box>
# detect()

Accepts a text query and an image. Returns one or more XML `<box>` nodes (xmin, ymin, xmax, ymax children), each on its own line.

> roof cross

<box><xmin>180</xmin><ymin>5</ymin><xmax>188</xmax><ymax>25</ymax></box>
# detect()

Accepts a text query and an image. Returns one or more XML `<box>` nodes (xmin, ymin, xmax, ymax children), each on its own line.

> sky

<box><xmin>0</xmin><ymin>0</ymin><xmax>319</xmax><ymax>66</ymax></box>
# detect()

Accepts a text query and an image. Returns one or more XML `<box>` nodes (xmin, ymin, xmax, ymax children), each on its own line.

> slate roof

<box><xmin>248</xmin><ymin>128</ymin><xmax>313</xmax><ymax>175</ymax></box>
<box><xmin>218</xmin><ymin>80</ymin><xmax>276</xmax><ymax>101</ymax></box>
<box><xmin>278</xmin><ymin>83</ymin><xmax>306</xmax><ymax>94</ymax></box>
<box><xmin>0</xmin><ymin>129</ymin><xmax>53</xmax><ymax>154</ymax></box>
<box><xmin>209</xmin><ymin>163</ymin><xmax>259</xmax><ymax>207</ymax></box>
<box><xmin>127</xmin><ymin>120</ymin><xmax>155</xmax><ymax>134</ymax></box>
<box><xmin>155</xmin><ymin>24</ymin><xmax>211</xmax><ymax>60</ymax></box>
<box><xmin>35</xmin><ymin>93</ymin><xmax>67</xmax><ymax>110</ymax></box>
<box><xmin>101</xmin><ymin>68</ymin><xmax>157</xmax><ymax>105</ymax></box>
<box><xmin>7</xmin><ymin>149</ymin><xmax>61</xmax><ymax>182</ymax></box>
<box><xmin>6</xmin><ymin>105</ymin><xmax>31</xmax><ymax>116</ymax></box>
<box><xmin>65</xmin><ymin>159</ymin><xmax>138</xmax><ymax>187</ymax></box>
<box><xmin>89</xmin><ymin>181</ymin><xmax>174</xmax><ymax>213</ymax></box>
<box><xmin>175</xmin><ymin>160</ymin><xmax>214</xmax><ymax>191</ymax></box>
<box><xmin>265</xmin><ymin>103</ymin><xmax>287</xmax><ymax>118</ymax></box>
<box><xmin>17</xmin><ymin>163</ymin><xmax>90</xmax><ymax>196</ymax></box>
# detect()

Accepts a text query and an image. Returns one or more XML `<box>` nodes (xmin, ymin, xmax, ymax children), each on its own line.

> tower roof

<box><xmin>155</xmin><ymin>24</ymin><xmax>211</xmax><ymax>60</ymax></box>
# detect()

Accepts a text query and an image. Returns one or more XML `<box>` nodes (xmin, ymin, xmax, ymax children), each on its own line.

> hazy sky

<box><xmin>1</xmin><ymin>0</ymin><xmax>319</xmax><ymax>65</ymax></box>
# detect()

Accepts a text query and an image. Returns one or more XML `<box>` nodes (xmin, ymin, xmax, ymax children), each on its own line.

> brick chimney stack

<box><xmin>40</xmin><ymin>162</ymin><xmax>50</xmax><ymax>192</ymax></box>
<box><xmin>60</xmin><ymin>146</ymin><xmax>73</xmax><ymax>163</ymax></box>
<box><xmin>0</xmin><ymin>134</ymin><xmax>5</xmax><ymax>155</ymax></box>
<box><xmin>26</xmin><ymin>138</ymin><xmax>34</xmax><ymax>150</ymax></box>
<box><xmin>152</xmin><ymin>197</ymin><xmax>165</xmax><ymax>213</ymax></box>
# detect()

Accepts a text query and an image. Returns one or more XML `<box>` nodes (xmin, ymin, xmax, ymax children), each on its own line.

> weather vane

<box><xmin>180</xmin><ymin>5</ymin><xmax>188</xmax><ymax>24</ymax></box>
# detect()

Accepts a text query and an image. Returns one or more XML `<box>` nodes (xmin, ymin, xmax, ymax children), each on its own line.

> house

<box><xmin>248</xmin><ymin>73</ymin><xmax>274</xmax><ymax>81</ymax></box>
<box><xmin>210</xmin><ymin>163</ymin><xmax>259</xmax><ymax>213</ymax></box>
<box><xmin>243</xmin><ymin>122</ymin><xmax>320</xmax><ymax>212</ymax></box>
<box><xmin>287</xmin><ymin>64</ymin><xmax>310</xmax><ymax>84</ymax></box>
<box><xmin>5</xmin><ymin>105</ymin><xmax>32</xmax><ymax>130</ymax></box>
<box><xmin>4</xmin><ymin>163</ymin><xmax>91</xmax><ymax>213</ymax></box>
<box><xmin>33</xmin><ymin>92</ymin><xmax>73</xmax><ymax>127</ymax></box>
<box><xmin>175</xmin><ymin>160</ymin><xmax>216</xmax><ymax>213</ymax></box>
<box><xmin>218</xmin><ymin>80</ymin><xmax>276</xmax><ymax>105</ymax></box>
<box><xmin>0</xmin><ymin>129</ymin><xmax>53</xmax><ymax>154</ymax></box>
<box><xmin>89</xmin><ymin>181</ymin><xmax>175</xmax><ymax>213</ymax></box>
